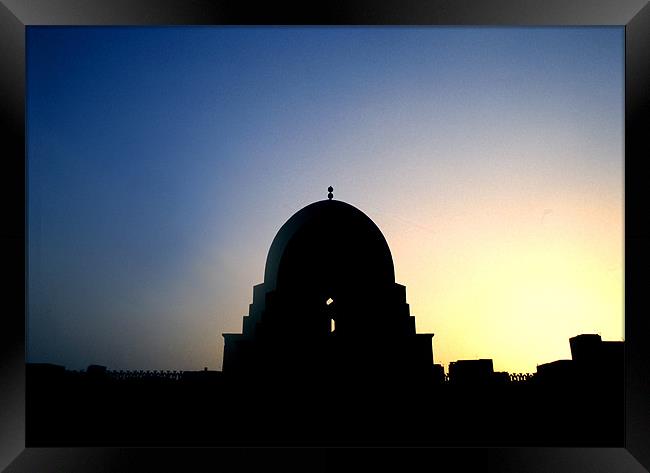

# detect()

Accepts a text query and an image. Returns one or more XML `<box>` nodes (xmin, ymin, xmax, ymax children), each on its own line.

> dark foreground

<box><xmin>26</xmin><ymin>365</ymin><xmax>623</xmax><ymax>447</ymax></box>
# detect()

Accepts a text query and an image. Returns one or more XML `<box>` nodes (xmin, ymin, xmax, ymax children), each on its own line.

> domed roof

<box><xmin>263</xmin><ymin>199</ymin><xmax>395</xmax><ymax>294</ymax></box>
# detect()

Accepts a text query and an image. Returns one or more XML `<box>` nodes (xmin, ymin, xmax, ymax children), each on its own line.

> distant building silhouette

<box><xmin>86</xmin><ymin>364</ymin><xmax>107</xmax><ymax>378</ymax></box>
<box><xmin>536</xmin><ymin>359</ymin><xmax>575</xmax><ymax>384</ymax></box>
<box><xmin>536</xmin><ymin>334</ymin><xmax>623</xmax><ymax>385</ymax></box>
<box><xmin>448</xmin><ymin>359</ymin><xmax>495</xmax><ymax>385</ymax></box>
<box><xmin>222</xmin><ymin>194</ymin><xmax>435</xmax><ymax>386</ymax></box>
<box><xmin>432</xmin><ymin>363</ymin><xmax>445</xmax><ymax>384</ymax></box>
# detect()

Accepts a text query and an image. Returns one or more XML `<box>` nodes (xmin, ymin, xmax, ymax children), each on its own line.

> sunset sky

<box><xmin>27</xmin><ymin>26</ymin><xmax>623</xmax><ymax>374</ymax></box>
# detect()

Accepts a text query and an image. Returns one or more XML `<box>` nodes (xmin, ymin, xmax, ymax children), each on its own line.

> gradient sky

<box><xmin>27</xmin><ymin>26</ymin><xmax>624</xmax><ymax>374</ymax></box>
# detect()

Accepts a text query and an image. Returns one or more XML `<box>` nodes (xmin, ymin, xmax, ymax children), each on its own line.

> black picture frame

<box><xmin>1</xmin><ymin>0</ymin><xmax>648</xmax><ymax>471</ymax></box>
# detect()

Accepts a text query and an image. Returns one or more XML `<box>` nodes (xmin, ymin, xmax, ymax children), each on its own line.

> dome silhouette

<box><xmin>263</xmin><ymin>199</ymin><xmax>396</xmax><ymax>293</ymax></box>
<box><xmin>222</xmin><ymin>195</ymin><xmax>434</xmax><ymax>382</ymax></box>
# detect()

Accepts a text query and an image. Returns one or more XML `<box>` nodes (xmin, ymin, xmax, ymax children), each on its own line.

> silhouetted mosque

<box><xmin>25</xmin><ymin>187</ymin><xmax>624</xmax><ymax>446</ymax></box>
<box><xmin>222</xmin><ymin>188</ymin><xmax>435</xmax><ymax>386</ymax></box>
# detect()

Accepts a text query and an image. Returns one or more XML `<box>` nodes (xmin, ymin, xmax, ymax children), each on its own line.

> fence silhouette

<box><xmin>106</xmin><ymin>369</ymin><xmax>185</xmax><ymax>381</ymax></box>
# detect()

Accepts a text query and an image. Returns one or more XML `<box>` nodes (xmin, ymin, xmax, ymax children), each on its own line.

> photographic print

<box><xmin>26</xmin><ymin>26</ymin><xmax>624</xmax><ymax>447</ymax></box>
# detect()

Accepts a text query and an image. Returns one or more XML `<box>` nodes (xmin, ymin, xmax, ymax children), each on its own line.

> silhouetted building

<box><xmin>569</xmin><ymin>334</ymin><xmax>603</xmax><ymax>363</ymax></box>
<box><xmin>86</xmin><ymin>364</ymin><xmax>107</xmax><ymax>378</ymax></box>
<box><xmin>181</xmin><ymin>368</ymin><xmax>223</xmax><ymax>384</ymax></box>
<box><xmin>570</xmin><ymin>334</ymin><xmax>623</xmax><ymax>367</ymax></box>
<box><xmin>222</xmin><ymin>193</ymin><xmax>435</xmax><ymax>387</ymax></box>
<box><xmin>493</xmin><ymin>371</ymin><xmax>510</xmax><ymax>384</ymax></box>
<box><xmin>448</xmin><ymin>359</ymin><xmax>495</xmax><ymax>385</ymax></box>
<box><xmin>536</xmin><ymin>359</ymin><xmax>575</xmax><ymax>384</ymax></box>
<box><xmin>432</xmin><ymin>363</ymin><xmax>445</xmax><ymax>384</ymax></box>
<box><xmin>536</xmin><ymin>334</ymin><xmax>624</xmax><ymax>386</ymax></box>
<box><xmin>26</xmin><ymin>363</ymin><xmax>66</xmax><ymax>385</ymax></box>
<box><xmin>570</xmin><ymin>334</ymin><xmax>624</xmax><ymax>384</ymax></box>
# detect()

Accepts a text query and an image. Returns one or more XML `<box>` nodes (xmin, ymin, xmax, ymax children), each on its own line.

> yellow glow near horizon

<box><xmin>384</xmin><ymin>191</ymin><xmax>623</xmax><ymax>374</ymax></box>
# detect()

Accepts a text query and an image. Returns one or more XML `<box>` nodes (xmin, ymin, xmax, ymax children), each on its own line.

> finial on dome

<box><xmin>327</xmin><ymin>186</ymin><xmax>334</xmax><ymax>200</ymax></box>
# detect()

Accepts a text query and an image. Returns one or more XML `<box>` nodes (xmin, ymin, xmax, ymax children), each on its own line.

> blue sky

<box><xmin>27</xmin><ymin>27</ymin><xmax>623</xmax><ymax>372</ymax></box>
